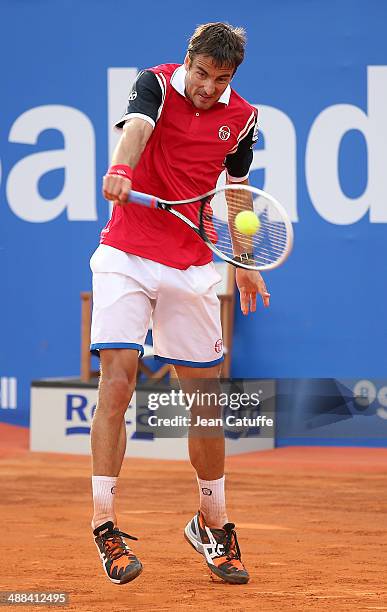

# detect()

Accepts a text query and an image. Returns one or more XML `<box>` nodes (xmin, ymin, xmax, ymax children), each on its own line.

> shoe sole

<box><xmin>206</xmin><ymin>563</ymin><xmax>249</xmax><ymax>585</ymax></box>
<box><xmin>94</xmin><ymin>539</ymin><xmax>143</xmax><ymax>584</ymax></box>
<box><xmin>184</xmin><ymin>522</ymin><xmax>249</xmax><ymax>585</ymax></box>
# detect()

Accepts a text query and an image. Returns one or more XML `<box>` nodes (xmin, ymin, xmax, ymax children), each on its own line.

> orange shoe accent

<box><xmin>184</xmin><ymin>511</ymin><xmax>249</xmax><ymax>584</ymax></box>
<box><xmin>93</xmin><ymin>521</ymin><xmax>142</xmax><ymax>584</ymax></box>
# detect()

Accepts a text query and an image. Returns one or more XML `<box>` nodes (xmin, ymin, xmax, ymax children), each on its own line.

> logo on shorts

<box><xmin>214</xmin><ymin>339</ymin><xmax>223</xmax><ymax>353</ymax></box>
<box><xmin>218</xmin><ymin>125</ymin><xmax>231</xmax><ymax>141</ymax></box>
<box><xmin>128</xmin><ymin>89</ymin><xmax>137</xmax><ymax>101</ymax></box>
<box><xmin>201</xmin><ymin>488</ymin><xmax>212</xmax><ymax>496</ymax></box>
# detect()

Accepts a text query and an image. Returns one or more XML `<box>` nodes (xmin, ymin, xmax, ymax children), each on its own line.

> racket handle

<box><xmin>129</xmin><ymin>190</ymin><xmax>158</xmax><ymax>209</ymax></box>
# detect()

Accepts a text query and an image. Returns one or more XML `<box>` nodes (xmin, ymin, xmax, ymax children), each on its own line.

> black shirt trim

<box><xmin>115</xmin><ymin>70</ymin><xmax>163</xmax><ymax>129</ymax></box>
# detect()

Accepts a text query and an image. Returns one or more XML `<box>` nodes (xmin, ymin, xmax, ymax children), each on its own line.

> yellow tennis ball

<box><xmin>235</xmin><ymin>210</ymin><xmax>260</xmax><ymax>235</ymax></box>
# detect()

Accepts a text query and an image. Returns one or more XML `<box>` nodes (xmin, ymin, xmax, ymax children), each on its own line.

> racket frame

<box><xmin>129</xmin><ymin>184</ymin><xmax>293</xmax><ymax>271</ymax></box>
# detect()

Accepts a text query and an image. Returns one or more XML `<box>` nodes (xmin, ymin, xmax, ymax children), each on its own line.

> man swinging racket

<box><xmin>90</xmin><ymin>21</ymin><xmax>270</xmax><ymax>586</ymax></box>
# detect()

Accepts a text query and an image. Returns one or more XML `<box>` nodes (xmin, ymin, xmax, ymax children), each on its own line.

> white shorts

<box><xmin>90</xmin><ymin>245</ymin><xmax>224</xmax><ymax>367</ymax></box>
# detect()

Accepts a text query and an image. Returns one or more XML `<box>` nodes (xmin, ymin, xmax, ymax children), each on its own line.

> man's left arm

<box><xmin>225</xmin><ymin>114</ymin><xmax>270</xmax><ymax>315</ymax></box>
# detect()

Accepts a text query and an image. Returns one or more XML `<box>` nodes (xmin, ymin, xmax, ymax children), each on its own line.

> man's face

<box><xmin>184</xmin><ymin>54</ymin><xmax>234</xmax><ymax>110</ymax></box>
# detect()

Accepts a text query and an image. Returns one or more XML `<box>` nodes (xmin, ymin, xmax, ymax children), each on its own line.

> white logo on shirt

<box><xmin>128</xmin><ymin>90</ymin><xmax>137</xmax><ymax>101</ymax></box>
<box><xmin>252</xmin><ymin>119</ymin><xmax>259</xmax><ymax>144</ymax></box>
<box><xmin>218</xmin><ymin>125</ymin><xmax>231</xmax><ymax>141</ymax></box>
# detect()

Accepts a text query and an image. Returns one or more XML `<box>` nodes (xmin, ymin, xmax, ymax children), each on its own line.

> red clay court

<box><xmin>1</xmin><ymin>423</ymin><xmax>386</xmax><ymax>611</ymax></box>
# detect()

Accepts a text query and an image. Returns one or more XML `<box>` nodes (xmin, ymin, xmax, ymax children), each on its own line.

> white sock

<box><xmin>197</xmin><ymin>475</ymin><xmax>228</xmax><ymax>528</ymax></box>
<box><xmin>92</xmin><ymin>476</ymin><xmax>118</xmax><ymax>530</ymax></box>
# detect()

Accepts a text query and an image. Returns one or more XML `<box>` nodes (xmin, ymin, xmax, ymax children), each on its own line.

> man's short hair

<box><xmin>187</xmin><ymin>22</ymin><xmax>246</xmax><ymax>72</ymax></box>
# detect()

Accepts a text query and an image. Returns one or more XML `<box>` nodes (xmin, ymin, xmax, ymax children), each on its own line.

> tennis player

<box><xmin>90</xmin><ymin>22</ymin><xmax>270</xmax><ymax>585</ymax></box>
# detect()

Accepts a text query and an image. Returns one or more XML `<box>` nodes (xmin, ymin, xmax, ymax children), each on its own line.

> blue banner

<box><xmin>1</xmin><ymin>1</ymin><xmax>386</xmax><ymax>440</ymax></box>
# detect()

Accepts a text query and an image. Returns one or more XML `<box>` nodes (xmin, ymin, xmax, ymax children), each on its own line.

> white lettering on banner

<box><xmin>0</xmin><ymin>377</ymin><xmax>17</xmax><ymax>409</ymax></box>
<box><xmin>107</xmin><ymin>68</ymin><xmax>138</xmax><ymax>217</ymax></box>
<box><xmin>353</xmin><ymin>379</ymin><xmax>387</xmax><ymax>420</ymax></box>
<box><xmin>107</xmin><ymin>81</ymin><xmax>298</xmax><ymax>222</ymax></box>
<box><xmin>306</xmin><ymin>66</ymin><xmax>387</xmax><ymax>224</ymax></box>
<box><xmin>251</xmin><ymin>105</ymin><xmax>298</xmax><ymax>222</ymax></box>
<box><xmin>3</xmin><ymin>66</ymin><xmax>387</xmax><ymax>225</ymax></box>
<box><xmin>7</xmin><ymin>105</ymin><xmax>96</xmax><ymax>222</ymax></box>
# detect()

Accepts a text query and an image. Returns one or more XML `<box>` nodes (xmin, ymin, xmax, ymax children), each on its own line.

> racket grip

<box><xmin>129</xmin><ymin>190</ymin><xmax>157</xmax><ymax>209</ymax></box>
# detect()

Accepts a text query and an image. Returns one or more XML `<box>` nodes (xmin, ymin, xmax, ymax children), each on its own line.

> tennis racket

<box><xmin>128</xmin><ymin>183</ymin><xmax>293</xmax><ymax>271</ymax></box>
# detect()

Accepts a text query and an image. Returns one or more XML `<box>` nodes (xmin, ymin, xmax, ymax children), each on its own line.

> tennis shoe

<box><xmin>184</xmin><ymin>511</ymin><xmax>249</xmax><ymax>584</ymax></box>
<box><xmin>93</xmin><ymin>521</ymin><xmax>142</xmax><ymax>584</ymax></box>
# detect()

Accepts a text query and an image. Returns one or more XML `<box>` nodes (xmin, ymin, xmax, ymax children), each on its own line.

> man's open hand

<box><xmin>235</xmin><ymin>268</ymin><xmax>270</xmax><ymax>315</ymax></box>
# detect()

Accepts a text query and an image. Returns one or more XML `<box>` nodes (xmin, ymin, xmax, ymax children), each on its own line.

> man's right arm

<box><xmin>103</xmin><ymin>119</ymin><xmax>153</xmax><ymax>204</ymax></box>
<box><xmin>103</xmin><ymin>70</ymin><xmax>163</xmax><ymax>204</ymax></box>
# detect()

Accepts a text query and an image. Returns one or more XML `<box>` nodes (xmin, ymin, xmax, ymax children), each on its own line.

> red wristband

<box><xmin>107</xmin><ymin>164</ymin><xmax>133</xmax><ymax>181</ymax></box>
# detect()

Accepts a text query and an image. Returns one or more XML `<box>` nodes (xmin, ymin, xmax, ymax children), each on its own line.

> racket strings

<box><xmin>201</xmin><ymin>188</ymin><xmax>288</xmax><ymax>267</ymax></box>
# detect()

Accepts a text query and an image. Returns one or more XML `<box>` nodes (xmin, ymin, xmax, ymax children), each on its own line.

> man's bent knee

<box><xmin>100</xmin><ymin>348</ymin><xmax>139</xmax><ymax>380</ymax></box>
<box><xmin>97</xmin><ymin>349</ymin><xmax>139</xmax><ymax>418</ymax></box>
<box><xmin>99</xmin><ymin>375</ymin><xmax>135</xmax><ymax>414</ymax></box>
